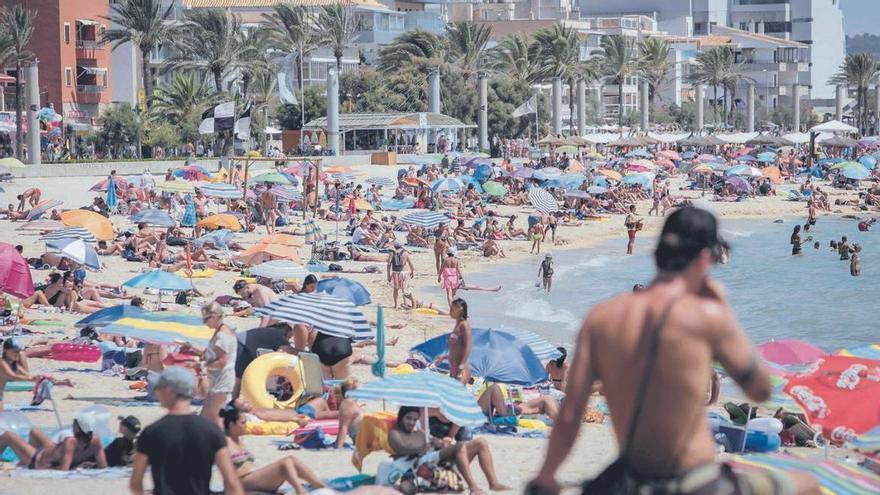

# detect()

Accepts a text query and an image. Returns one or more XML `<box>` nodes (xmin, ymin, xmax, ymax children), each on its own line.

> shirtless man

<box><xmin>528</xmin><ymin>207</ymin><xmax>818</xmax><ymax>495</ymax></box>
<box><xmin>0</xmin><ymin>414</ymin><xmax>107</xmax><ymax>471</ymax></box>
<box><xmin>625</xmin><ymin>204</ymin><xmax>642</xmax><ymax>255</ymax></box>
<box><xmin>16</xmin><ymin>188</ymin><xmax>41</xmax><ymax>212</ymax></box>
<box><xmin>233</xmin><ymin>280</ymin><xmax>278</xmax><ymax>326</ymax></box>
<box><xmin>260</xmin><ymin>185</ymin><xmax>278</xmax><ymax>234</ymax></box>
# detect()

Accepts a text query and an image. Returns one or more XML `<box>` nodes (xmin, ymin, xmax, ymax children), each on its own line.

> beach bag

<box><xmin>417</xmin><ymin>464</ymin><xmax>465</xmax><ymax>492</ymax></box>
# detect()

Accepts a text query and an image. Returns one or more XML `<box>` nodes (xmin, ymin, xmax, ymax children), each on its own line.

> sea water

<box><xmin>437</xmin><ymin>217</ymin><xmax>878</xmax><ymax>352</ymax></box>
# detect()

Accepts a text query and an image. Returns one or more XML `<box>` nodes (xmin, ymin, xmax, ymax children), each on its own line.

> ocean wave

<box><xmin>505</xmin><ymin>298</ymin><xmax>581</xmax><ymax>329</ymax></box>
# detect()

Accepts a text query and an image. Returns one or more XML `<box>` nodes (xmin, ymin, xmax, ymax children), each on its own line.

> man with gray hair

<box><xmin>130</xmin><ymin>367</ymin><xmax>243</xmax><ymax>495</ymax></box>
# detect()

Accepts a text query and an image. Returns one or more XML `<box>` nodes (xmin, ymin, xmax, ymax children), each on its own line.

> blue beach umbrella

<box><xmin>622</xmin><ymin>173</ymin><xmax>654</xmax><ymax>188</ymax></box>
<box><xmin>347</xmin><ymin>371</ymin><xmax>486</xmax><ymax>427</ymax></box>
<box><xmin>131</xmin><ymin>208</ymin><xmax>176</xmax><ymax>227</ymax></box>
<box><xmin>533</xmin><ymin>167</ymin><xmax>563</xmax><ymax>181</ymax></box>
<box><xmin>737</xmin><ymin>155</ymin><xmax>758</xmax><ymax>162</ymax></box>
<box><xmin>256</xmin><ymin>292</ymin><xmax>372</xmax><ymax>340</ymax></box>
<box><xmin>316</xmin><ymin>277</ymin><xmax>372</xmax><ymax>306</ymax></box>
<box><xmin>180</xmin><ymin>194</ymin><xmax>197</xmax><ymax>227</ymax></box>
<box><xmin>432</xmin><ymin>177</ymin><xmax>464</xmax><ymax>193</ymax></box>
<box><xmin>106</xmin><ymin>176</ymin><xmax>117</xmax><ymax>210</ymax></box>
<box><xmin>681</xmin><ymin>150</ymin><xmax>697</xmax><ymax>159</ymax></box>
<box><xmin>859</xmin><ymin>155</ymin><xmax>878</xmax><ymax>169</ymax></box>
<box><xmin>459</xmin><ymin>175</ymin><xmax>484</xmax><ymax>193</ymax></box>
<box><xmin>561</xmin><ymin>173</ymin><xmax>587</xmax><ymax>189</ymax></box>
<box><xmin>592</xmin><ymin>176</ymin><xmax>609</xmax><ymax>188</ymax></box>
<box><xmin>543</xmin><ymin>178</ymin><xmax>566</xmax><ymax>189</ymax></box>
<box><xmin>412</xmin><ymin>328</ymin><xmax>550</xmax><ymax>385</ymax></box>
<box><xmin>757</xmin><ymin>152</ymin><xmax>776</xmax><ymax>163</ymax></box>
<box><xmin>587</xmin><ymin>185</ymin><xmax>608</xmax><ymax>195</ymax></box>
<box><xmin>123</xmin><ymin>270</ymin><xmax>193</xmax><ymax>291</ymax></box>
<box><xmin>843</xmin><ymin>164</ymin><xmax>871</xmax><ymax>180</ymax></box>
<box><xmin>75</xmin><ymin>305</ymin><xmax>148</xmax><ymax>328</ymax></box>
<box><xmin>474</xmin><ymin>164</ymin><xmax>493</xmax><ymax>183</ymax></box>
<box><xmin>100</xmin><ymin>312</ymin><xmax>213</xmax><ymax>347</ymax></box>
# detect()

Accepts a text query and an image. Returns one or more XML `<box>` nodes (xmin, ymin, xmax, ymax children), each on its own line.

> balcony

<box><xmin>76</xmin><ymin>84</ymin><xmax>104</xmax><ymax>104</ymax></box>
<box><xmin>76</xmin><ymin>39</ymin><xmax>103</xmax><ymax>59</ymax></box>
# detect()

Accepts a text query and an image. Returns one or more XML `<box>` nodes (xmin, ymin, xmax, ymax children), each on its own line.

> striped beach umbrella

<box><xmin>834</xmin><ymin>344</ymin><xmax>880</xmax><ymax>360</ymax></box>
<box><xmin>494</xmin><ymin>328</ymin><xmax>563</xmax><ymax>361</ymax></box>
<box><xmin>200</xmin><ymin>183</ymin><xmax>242</xmax><ymax>199</ymax></box>
<box><xmin>347</xmin><ymin>371</ymin><xmax>486</xmax><ymax>427</ymax></box>
<box><xmin>303</xmin><ymin>219</ymin><xmax>324</xmax><ymax>245</ymax></box>
<box><xmin>528</xmin><ymin>187</ymin><xmax>558</xmax><ymax>213</ymax></box>
<box><xmin>45</xmin><ymin>238</ymin><xmax>101</xmax><ymax>270</ymax></box>
<box><xmin>271</xmin><ymin>186</ymin><xmax>302</xmax><ymax>202</ymax></box>
<box><xmin>180</xmin><ymin>195</ymin><xmax>197</xmax><ymax>227</ymax></box>
<box><xmin>366</xmin><ymin>176</ymin><xmax>397</xmax><ymax>187</ymax></box>
<box><xmin>157</xmin><ymin>181</ymin><xmax>196</xmax><ymax>194</ymax></box>
<box><xmin>400</xmin><ymin>211</ymin><xmax>450</xmax><ymax>229</ymax></box>
<box><xmin>431</xmin><ymin>177</ymin><xmax>464</xmax><ymax>193</ymax></box>
<box><xmin>848</xmin><ymin>426</ymin><xmax>880</xmax><ymax>455</ymax></box>
<box><xmin>533</xmin><ymin>167</ymin><xmax>563</xmax><ymax>181</ymax></box>
<box><xmin>16</xmin><ymin>220</ymin><xmax>66</xmax><ymax>232</ymax></box>
<box><xmin>131</xmin><ymin>208</ymin><xmax>176</xmax><ymax>227</ymax></box>
<box><xmin>249</xmin><ymin>260</ymin><xmax>309</xmax><ymax>280</ymax></box>
<box><xmin>40</xmin><ymin>227</ymin><xmax>97</xmax><ymax>244</ymax></box>
<box><xmin>25</xmin><ymin>199</ymin><xmax>64</xmax><ymax>221</ymax></box>
<box><xmin>106</xmin><ymin>176</ymin><xmax>118</xmax><ymax>210</ymax></box>
<box><xmin>100</xmin><ymin>312</ymin><xmax>213</xmax><ymax>347</ymax></box>
<box><xmin>728</xmin><ymin>453</ymin><xmax>880</xmax><ymax>494</ymax></box>
<box><xmin>256</xmin><ymin>292</ymin><xmax>372</xmax><ymax>340</ymax></box>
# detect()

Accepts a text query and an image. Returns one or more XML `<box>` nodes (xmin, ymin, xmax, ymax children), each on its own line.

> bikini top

<box><xmin>230</xmin><ymin>448</ymin><xmax>255</xmax><ymax>468</ymax></box>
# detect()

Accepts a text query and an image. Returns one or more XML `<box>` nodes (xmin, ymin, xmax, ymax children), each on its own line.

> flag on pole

<box><xmin>199</xmin><ymin>101</ymin><xmax>235</xmax><ymax>134</ymax></box>
<box><xmin>234</xmin><ymin>104</ymin><xmax>252</xmax><ymax>140</ymax></box>
<box><xmin>278</xmin><ymin>54</ymin><xmax>298</xmax><ymax>105</ymax></box>
<box><xmin>512</xmin><ymin>95</ymin><xmax>538</xmax><ymax>118</ymax></box>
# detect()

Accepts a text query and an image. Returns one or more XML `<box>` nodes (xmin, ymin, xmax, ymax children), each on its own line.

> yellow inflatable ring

<box><xmin>241</xmin><ymin>352</ymin><xmax>305</xmax><ymax>409</ymax></box>
<box><xmin>414</xmin><ymin>307</ymin><xmax>440</xmax><ymax>315</ymax></box>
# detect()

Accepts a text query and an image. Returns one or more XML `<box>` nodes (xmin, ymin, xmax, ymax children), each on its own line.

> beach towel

<box><xmin>7</xmin><ymin>467</ymin><xmax>132</xmax><ymax>479</ymax></box>
<box><xmin>352</xmin><ymin>412</ymin><xmax>396</xmax><ymax>471</ymax></box>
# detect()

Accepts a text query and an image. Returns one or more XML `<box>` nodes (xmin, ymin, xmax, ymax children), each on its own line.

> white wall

<box><xmin>797</xmin><ymin>0</ymin><xmax>845</xmax><ymax>100</ymax></box>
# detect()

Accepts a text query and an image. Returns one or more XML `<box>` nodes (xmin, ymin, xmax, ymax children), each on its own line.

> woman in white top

<box><xmin>197</xmin><ymin>302</ymin><xmax>237</xmax><ymax>428</ymax></box>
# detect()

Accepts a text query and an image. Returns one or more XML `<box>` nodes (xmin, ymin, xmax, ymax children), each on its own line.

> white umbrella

<box><xmin>46</xmin><ymin>238</ymin><xmax>101</xmax><ymax>270</ymax></box>
<box><xmin>528</xmin><ymin>187</ymin><xmax>559</xmax><ymax>213</ymax></box>
<box><xmin>809</xmin><ymin>120</ymin><xmax>858</xmax><ymax>134</ymax></box>
<box><xmin>249</xmin><ymin>260</ymin><xmax>308</xmax><ymax>280</ymax></box>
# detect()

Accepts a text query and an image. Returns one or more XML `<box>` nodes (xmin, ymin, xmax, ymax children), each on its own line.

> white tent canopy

<box><xmin>809</xmin><ymin>120</ymin><xmax>858</xmax><ymax>134</ymax></box>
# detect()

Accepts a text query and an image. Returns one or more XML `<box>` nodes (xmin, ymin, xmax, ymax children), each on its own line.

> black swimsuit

<box><xmin>312</xmin><ymin>332</ymin><xmax>353</xmax><ymax>366</ymax></box>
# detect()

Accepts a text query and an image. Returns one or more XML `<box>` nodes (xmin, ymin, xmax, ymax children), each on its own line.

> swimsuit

<box><xmin>230</xmin><ymin>449</ymin><xmax>255</xmax><ymax>469</ymax></box>
<box><xmin>312</xmin><ymin>332</ymin><xmax>353</xmax><ymax>367</ymax></box>
<box><xmin>440</xmin><ymin>267</ymin><xmax>460</xmax><ymax>290</ymax></box>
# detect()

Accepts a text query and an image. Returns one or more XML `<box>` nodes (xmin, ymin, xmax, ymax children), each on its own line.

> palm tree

<box><xmin>830</xmin><ymin>53</ymin><xmax>879</xmax><ymax>134</ymax></box>
<box><xmin>638</xmin><ymin>38</ymin><xmax>672</xmax><ymax>110</ymax></box>
<box><xmin>533</xmin><ymin>24</ymin><xmax>582</xmax><ymax>134</ymax></box>
<box><xmin>316</xmin><ymin>5</ymin><xmax>360</xmax><ymax>72</ymax></box>
<box><xmin>148</xmin><ymin>72</ymin><xmax>217</xmax><ymax>126</ymax></box>
<box><xmin>0</xmin><ymin>5</ymin><xmax>34</xmax><ymax>160</ymax></box>
<box><xmin>445</xmin><ymin>21</ymin><xmax>491</xmax><ymax>79</ymax></box>
<box><xmin>237</xmin><ymin>27</ymin><xmax>271</xmax><ymax>99</ymax></box>
<box><xmin>690</xmin><ymin>46</ymin><xmax>735</xmax><ymax>126</ymax></box>
<box><xmin>103</xmin><ymin>0</ymin><xmax>174</xmax><ymax>109</ymax></box>
<box><xmin>377</xmin><ymin>29</ymin><xmax>446</xmax><ymax>72</ymax></box>
<box><xmin>487</xmin><ymin>33</ymin><xmax>542</xmax><ymax>83</ymax></box>
<box><xmin>165</xmin><ymin>9</ymin><xmax>250</xmax><ymax>92</ymax></box>
<box><xmin>263</xmin><ymin>4</ymin><xmax>315</xmax><ymax>94</ymax></box>
<box><xmin>592</xmin><ymin>34</ymin><xmax>638</xmax><ymax>127</ymax></box>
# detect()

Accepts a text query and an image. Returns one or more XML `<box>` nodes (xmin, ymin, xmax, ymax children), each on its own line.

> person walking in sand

<box><xmin>439</xmin><ymin>249</ymin><xmax>463</xmax><ymax>306</ymax></box>
<box><xmin>387</xmin><ymin>242</ymin><xmax>415</xmax><ymax>309</ymax></box>
<box><xmin>259</xmin><ymin>185</ymin><xmax>278</xmax><ymax>234</ymax></box>
<box><xmin>527</xmin><ymin>207</ymin><xmax>819</xmax><ymax>495</ymax></box>
<box><xmin>529</xmin><ymin>222</ymin><xmax>544</xmax><ymax>254</ymax></box>
<box><xmin>538</xmin><ymin>254</ymin><xmax>554</xmax><ymax>293</ymax></box>
<box><xmin>625</xmin><ymin>204</ymin><xmax>642</xmax><ymax>255</ymax></box>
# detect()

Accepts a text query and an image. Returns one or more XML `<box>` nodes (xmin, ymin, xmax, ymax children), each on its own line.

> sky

<box><xmin>841</xmin><ymin>0</ymin><xmax>880</xmax><ymax>36</ymax></box>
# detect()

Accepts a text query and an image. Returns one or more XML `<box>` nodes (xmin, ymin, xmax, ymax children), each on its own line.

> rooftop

<box><xmin>183</xmin><ymin>0</ymin><xmax>385</xmax><ymax>8</ymax></box>
<box><xmin>304</xmin><ymin>112</ymin><xmax>475</xmax><ymax>130</ymax></box>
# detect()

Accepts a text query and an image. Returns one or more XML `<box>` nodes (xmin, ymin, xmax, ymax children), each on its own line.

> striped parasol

<box><xmin>180</xmin><ymin>195</ymin><xmax>197</xmax><ymax>227</ymax></box>
<box><xmin>271</xmin><ymin>186</ymin><xmax>302</xmax><ymax>202</ymax></box>
<box><xmin>347</xmin><ymin>371</ymin><xmax>486</xmax><ymax>427</ymax></box>
<box><xmin>366</xmin><ymin>176</ymin><xmax>397</xmax><ymax>187</ymax></box>
<box><xmin>728</xmin><ymin>453</ymin><xmax>880</xmax><ymax>494</ymax></box>
<box><xmin>25</xmin><ymin>199</ymin><xmax>64</xmax><ymax>221</ymax></box>
<box><xmin>249</xmin><ymin>260</ymin><xmax>309</xmax><ymax>280</ymax></box>
<box><xmin>431</xmin><ymin>177</ymin><xmax>464</xmax><ymax>193</ymax></box>
<box><xmin>199</xmin><ymin>183</ymin><xmax>242</xmax><ymax>199</ymax></box>
<box><xmin>303</xmin><ymin>219</ymin><xmax>324</xmax><ymax>245</ymax></box>
<box><xmin>528</xmin><ymin>187</ymin><xmax>559</xmax><ymax>213</ymax></box>
<box><xmin>256</xmin><ymin>292</ymin><xmax>372</xmax><ymax>340</ymax></box>
<box><xmin>45</xmin><ymin>238</ymin><xmax>101</xmax><ymax>270</ymax></box>
<box><xmin>40</xmin><ymin>227</ymin><xmax>97</xmax><ymax>244</ymax></box>
<box><xmin>157</xmin><ymin>181</ymin><xmax>196</xmax><ymax>194</ymax></box>
<box><xmin>100</xmin><ymin>313</ymin><xmax>214</xmax><ymax>347</ymax></box>
<box><xmin>400</xmin><ymin>211</ymin><xmax>450</xmax><ymax>229</ymax></box>
<box><xmin>330</xmin><ymin>173</ymin><xmax>356</xmax><ymax>183</ymax></box>
<box><xmin>835</xmin><ymin>344</ymin><xmax>880</xmax><ymax>360</ymax></box>
<box><xmin>493</xmin><ymin>328</ymin><xmax>563</xmax><ymax>361</ymax></box>
<box><xmin>131</xmin><ymin>208</ymin><xmax>177</xmax><ymax>227</ymax></box>
<box><xmin>848</xmin><ymin>426</ymin><xmax>880</xmax><ymax>454</ymax></box>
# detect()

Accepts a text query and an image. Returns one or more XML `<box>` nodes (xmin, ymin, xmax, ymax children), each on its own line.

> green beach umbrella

<box><xmin>482</xmin><ymin>181</ymin><xmax>508</xmax><ymax>197</ymax></box>
<box><xmin>250</xmin><ymin>172</ymin><xmax>292</xmax><ymax>184</ymax></box>
<box><xmin>371</xmin><ymin>305</ymin><xmax>385</xmax><ymax>378</ymax></box>
<box><xmin>828</xmin><ymin>161</ymin><xmax>861</xmax><ymax>170</ymax></box>
<box><xmin>0</xmin><ymin>157</ymin><xmax>26</xmax><ymax>169</ymax></box>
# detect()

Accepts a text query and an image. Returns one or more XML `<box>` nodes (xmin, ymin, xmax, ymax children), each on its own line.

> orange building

<box><xmin>0</xmin><ymin>0</ymin><xmax>112</xmax><ymax>126</ymax></box>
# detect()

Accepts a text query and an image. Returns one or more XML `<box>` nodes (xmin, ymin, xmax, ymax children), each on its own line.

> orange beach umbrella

<box><xmin>60</xmin><ymin>209</ymin><xmax>115</xmax><ymax>240</ymax></box>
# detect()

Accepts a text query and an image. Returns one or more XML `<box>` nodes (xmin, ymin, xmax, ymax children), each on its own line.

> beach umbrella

<box><xmin>316</xmin><ymin>277</ymin><xmax>372</xmax><ymax>306</ymax></box>
<box><xmin>25</xmin><ymin>199</ymin><xmax>64</xmax><ymax>221</ymax></box>
<box><xmin>727</xmin><ymin>165</ymin><xmax>763</xmax><ymax>177</ymax></box>
<box><xmin>859</xmin><ymin>156</ymin><xmax>878</xmax><ymax>169</ymax></box>
<box><xmin>567</xmin><ymin>159</ymin><xmax>585</xmax><ymax>172</ymax></box>
<box><xmin>843</xmin><ymin>164</ymin><xmax>871</xmax><ymax>180</ymax></box>
<box><xmin>60</xmin><ymin>209</ymin><xmax>114</xmax><ymax>240</ymax></box>
<box><xmin>412</xmin><ymin>329</ymin><xmax>549</xmax><ymax>385</ymax></box>
<box><xmin>16</xmin><ymin>220</ymin><xmax>65</xmax><ymax>232</ymax></box>
<box><xmin>382</xmin><ymin>198</ymin><xmax>415</xmax><ymax>210</ymax></box>
<box><xmin>100</xmin><ymin>312</ymin><xmax>213</xmax><ymax>347</ymax></box>
<box><xmin>89</xmin><ymin>176</ymin><xmax>129</xmax><ymax>192</ymax></box>
<box><xmin>124</xmin><ymin>270</ymin><xmax>193</xmax><ymax>291</ymax></box>
<box><xmin>828</xmin><ymin>160</ymin><xmax>861</xmax><ymax>170</ymax></box>
<box><xmin>249</xmin><ymin>260</ymin><xmax>308</xmax><ymax>280</ymax></box>
<box><xmin>512</xmin><ymin>167</ymin><xmax>534</xmax><ymax>179</ymax></box>
<box><xmin>250</xmin><ymin>172</ymin><xmax>293</xmax><ymax>185</ymax></box>
<box><xmin>586</xmin><ymin>185</ymin><xmax>608</xmax><ymax>195</ymax></box>
<box><xmin>622</xmin><ymin>173</ymin><xmax>654</xmax><ymax>188</ymax></box>
<box><xmin>757</xmin><ymin>152</ymin><xmax>776</xmax><ymax>163</ymax></box>
<box><xmin>625</xmin><ymin>148</ymin><xmax>652</xmax><ymax>158</ymax></box>
<box><xmin>0</xmin><ymin>243</ymin><xmax>34</xmax><ymax>299</ymax></box>
<box><xmin>533</xmin><ymin>167</ymin><xmax>562</xmax><ymax>181</ymax></box>
<box><xmin>348</xmin><ymin>371</ymin><xmax>486</xmax><ymax>427</ymax></box>
<box><xmin>235</xmin><ymin>242</ymin><xmax>303</xmax><ymax>266</ymax></box>
<box><xmin>596</xmin><ymin>169</ymin><xmax>622</xmax><ymax>181</ymax></box>
<box><xmin>0</xmin><ymin>157</ymin><xmax>26</xmax><ymax>169</ymax></box>
<box><xmin>131</xmin><ymin>208</ymin><xmax>176</xmax><ymax>227</ymax></box>
<box><xmin>180</xmin><ymin>195</ymin><xmax>197</xmax><ymax>227</ymax></box>
<box><xmin>482</xmin><ymin>181</ymin><xmax>508</xmax><ymax>197</ymax></box>
<box><xmin>269</xmin><ymin>186</ymin><xmax>302</xmax><ymax>203</ymax></box>
<box><xmin>657</xmin><ymin>150</ymin><xmax>681</xmax><ymax>161</ymax></box>
<box><xmin>431</xmin><ymin>177</ymin><xmax>464</xmax><ymax>193</ymax></box>
<box><xmin>784</xmin><ymin>355</ymin><xmax>880</xmax><ymax>442</ymax></box>
<box><xmin>692</xmin><ymin>164</ymin><xmax>714</xmax><ymax>174</ymax></box>
<box><xmin>762</xmin><ymin>166</ymin><xmax>782</xmax><ymax>184</ymax></box>
<box><xmin>736</xmin><ymin>155</ymin><xmax>758</xmax><ymax>162</ymax></box>
<box><xmin>544</xmin><ymin>178</ymin><xmax>566</xmax><ymax>189</ymax></box>
<box><xmin>400</xmin><ymin>211</ymin><xmax>451</xmax><ymax>229</ymax></box>
<box><xmin>473</xmin><ymin>164</ymin><xmax>493</xmax><ymax>183</ymax></box>
<box><xmin>491</xmin><ymin>328</ymin><xmax>563</xmax><ymax>362</ymax></box>
<box><xmin>157</xmin><ymin>181</ymin><xmax>196</xmax><ymax>194</ymax></box>
<box><xmin>728</xmin><ymin>453</ymin><xmax>880</xmax><ymax>494</ymax></box>
<box><xmin>372</xmin><ymin>306</ymin><xmax>386</xmax><ymax>378</ymax></box>
<box><xmin>680</xmin><ymin>150</ymin><xmax>697</xmax><ymax>159</ymax></box>
<box><xmin>256</xmin><ymin>292</ymin><xmax>372</xmax><ymax>340</ymax></box>
<box><xmin>459</xmin><ymin>175</ymin><xmax>484</xmax><ymax>193</ymax></box>
<box><xmin>200</xmin><ymin>183</ymin><xmax>242</xmax><ymax>199</ymax></box>
<box><xmin>462</xmin><ymin>157</ymin><xmax>492</xmax><ymax>169</ymax></box>
<box><xmin>561</xmin><ymin>173</ymin><xmax>586</xmax><ymax>187</ymax></box>
<box><xmin>303</xmin><ymin>219</ymin><xmax>324</xmax><ymax>245</ymax></box>
<box><xmin>40</xmin><ymin>227</ymin><xmax>97</xmax><ymax>244</ymax></box>
<box><xmin>834</xmin><ymin>344</ymin><xmax>880</xmax><ymax>360</ymax></box>
<box><xmin>366</xmin><ymin>176</ymin><xmax>396</xmax><ymax>187</ymax></box>
<box><xmin>45</xmin><ymin>238</ymin><xmax>101</xmax><ymax>270</ymax></box>
<box><xmin>528</xmin><ymin>187</ymin><xmax>558</xmax><ymax>213</ymax></box>
<box><xmin>758</xmin><ymin>340</ymin><xmax>827</xmax><ymax>366</ymax></box>
<box><xmin>654</xmin><ymin>158</ymin><xmax>675</xmax><ymax>169</ymax></box>
<box><xmin>724</xmin><ymin>176</ymin><xmax>752</xmax><ymax>194</ymax></box>
<box><xmin>197</xmin><ymin>214</ymin><xmax>241</xmax><ymax>232</ymax></box>
<box><xmin>75</xmin><ymin>305</ymin><xmax>148</xmax><ymax>328</ymax></box>
<box><xmin>565</xmin><ymin>189</ymin><xmax>591</xmax><ymax>199</ymax></box>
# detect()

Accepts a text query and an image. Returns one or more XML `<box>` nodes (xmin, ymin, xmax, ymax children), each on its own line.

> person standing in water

<box><xmin>526</xmin><ymin>207</ymin><xmax>818</xmax><ymax>495</ymax></box>
<box><xmin>851</xmin><ymin>244</ymin><xmax>862</xmax><ymax>277</ymax></box>
<box><xmin>625</xmin><ymin>204</ymin><xmax>642</xmax><ymax>255</ymax></box>
<box><xmin>839</xmin><ymin>236</ymin><xmax>851</xmax><ymax>261</ymax></box>
<box><xmin>790</xmin><ymin>225</ymin><xmax>803</xmax><ymax>256</ymax></box>
<box><xmin>538</xmin><ymin>254</ymin><xmax>554</xmax><ymax>293</ymax></box>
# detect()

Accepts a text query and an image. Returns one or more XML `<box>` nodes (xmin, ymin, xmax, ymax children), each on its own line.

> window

<box><xmin>102</xmin><ymin>73</ymin><xmax>107</xmax><ymax>87</ymax></box>
<box><xmin>100</xmin><ymin>25</ymin><xmax>105</xmax><ymax>41</ymax></box>
<box><xmin>65</xmin><ymin>67</ymin><xmax>72</xmax><ymax>87</ymax></box>
<box><xmin>763</xmin><ymin>21</ymin><xmax>791</xmax><ymax>33</ymax></box>
<box><xmin>64</xmin><ymin>23</ymin><xmax>70</xmax><ymax>44</ymax></box>
<box><xmin>694</xmin><ymin>23</ymin><xmax>704</xmax><ymax>35</ymax></box>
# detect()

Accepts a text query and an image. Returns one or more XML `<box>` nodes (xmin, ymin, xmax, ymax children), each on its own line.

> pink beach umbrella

<box><xmin>0</xmin><ymin>243</ymin><xmax>34</xmax><ymax>299</ymax></box>
<box><xmin>89</xmin><ymin>177</ymin><xmax>129</xmax><ymax>192</ymax></box>
<box><xmin>656</xmin><ymin>149</ymin><xmax>681</xmax><ymax>161</ymax></box>
<box><xmin>758</xmin><ymin>339</ymin><xmax>827</xmax><ymax>366</ymax></box>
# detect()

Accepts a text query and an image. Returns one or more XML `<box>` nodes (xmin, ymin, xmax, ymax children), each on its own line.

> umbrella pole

<box><xmin>423</xmin><ymin>407</ymin><xmax>429</xmax><ymax>442</ymax></box>
<box><xmin>243</xmin><ymin>157</ymin><xmax>251</xmax><ymax>232</ymax></box>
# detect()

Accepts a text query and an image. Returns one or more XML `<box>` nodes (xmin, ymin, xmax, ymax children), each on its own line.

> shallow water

<box><xmin>435</xmin><ymin>217</ymin><xmax>878</xmax><ymax>352</ymax></box>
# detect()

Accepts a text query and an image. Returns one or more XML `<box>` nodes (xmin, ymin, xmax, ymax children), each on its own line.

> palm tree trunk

<box><xmin>722</xmin><ymin>86</ymin><xmax>728</xmax><ymax>126</ymax></box>
<box><xmin>713</xmin><ymin>84</ymin><xmax>719</xmax><ymax>124</ymax></box>
<box><xmin>568</xmin><ymin>77</ymin><xmax>575</xmax><ymax>135</ymax></box>
<box><xmin>336</xmin><ymin>49</ymin><xmax>342</xmax><ymax>73</ymax></box>
<box><xmin>14</xmin><ymin>61</ymin><xmax>22</xmax><ymax>160</ymax></box>
<box><xmin>617</xmin><ymin>79</ymin><xmax>624</xmax><ymax>128</ymax></box>
<box><xmin>141</xmin><ymin>49</ymin><xmax>154</xmax><ymax>109</ymax></box>
<box><xmin>295</xmin><ymin>51</ymin><xmax>304</xmax><ymax>94</ymax></box>
<box><xmin>214</xmin><ymin>70</ymin><xmax>223</xmax><ymax>93</ymax></box>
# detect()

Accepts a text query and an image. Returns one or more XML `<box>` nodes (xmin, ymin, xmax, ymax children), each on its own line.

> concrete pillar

<box><xmin>792</xmin><ymin>83</ymin><xmax>801</xmax><ymax>132</ymax></box>
<box><xmin>596</xmin><ymin>84</ymin><xmax>604</xmax><ymax>124</ymax></box>
<box><xmin>640</xmin><ymin>79</ymin><xmax>650</xmax><ymax>131</ymax></box>
<box><xmin>551</xmin><ymin>76</ymin><xmax>562</xmax><ymax>136</ymax></box>
<box><xmin>478</xmin><ymin>73</ymin><xmax>488</xmax><ymax>150</ymax></box>
<box><xmin>576</xmin><ymin>78</ymin><xmax>586</xmax><ymax>136</ymax></box>
<box><xmin>0</xmin><ymin>86</ymin><xmax>4</xmax><ymax>112</ymax></box>
<box><xmin>428</xmin><ymin>69</ymin><xmax>440</xmax><ymax>114</ymax></box>
<box><xmin>26</xmin><ymin>61</ymin><xmax>40</xmax><ymax>165</ymax></box>
<box><xmin>326</xmin><ymin>66</ymin><xmax>339</xmax><ymax>156</ymax></box>
<box><xmin>695</xmin><ymin>84</ymin><xmax>704</xmax><ymax>132</ymax></box>
<box><xmin>746</xmin><ymin>83</ymin><xmax>755</xmax><ymax>133</ymax></box>
<box><xmin>836</xmin><ymin>85</ymin><xmax>845</xmax><ymax>121</ymax></box>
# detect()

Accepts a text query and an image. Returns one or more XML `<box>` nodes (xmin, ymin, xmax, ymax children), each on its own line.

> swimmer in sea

<box><xmin>790</xmin><ymin>225</ymin><xmax>803</xmax><ymax>256</ymax></box>
<box><xmin>851</xmin><ymin>244</ymin><xmax>862</xmax><ymax>277</ymax></box>
<box><xmin>839</xmin><ymin>236</ymin><xmax>851</xmax><ymax>261</ymax></box>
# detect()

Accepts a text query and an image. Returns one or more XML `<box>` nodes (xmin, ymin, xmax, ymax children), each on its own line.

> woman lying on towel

<box><xmin>0</xmin><ymin>413</ymin><xmax>106</xmax><ymax>470</ymax></box>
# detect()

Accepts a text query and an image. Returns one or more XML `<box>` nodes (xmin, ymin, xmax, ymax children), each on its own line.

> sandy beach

<box><xmin>0</xmin><ymin>164</ymin><xmax>860</xmax><ymax>494</ymax></box>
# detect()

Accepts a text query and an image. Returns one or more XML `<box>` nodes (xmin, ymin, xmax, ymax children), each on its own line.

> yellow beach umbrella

<box><xmin>60</xmin><ymin>209</ymin><xmax>115</xmax><ymax>240</ymax></box>
<box><xmin>0</xmin><ymin>157</ymin><xmax>26</xmax><ymax>169</ymax></box>
<box><xmin>157</xmin><ymin>181</ymin><xmax>196</xmax><ymax>194</ymax></box>
<box><xmin>197</xmin><ymin>214</ymin><xmax>242</xmax><ymax>232</ymax></box>
<box><xmin>596</xmin><ymin>169</ymin><xmax>622</xmax><ymax>181</ymax></box>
